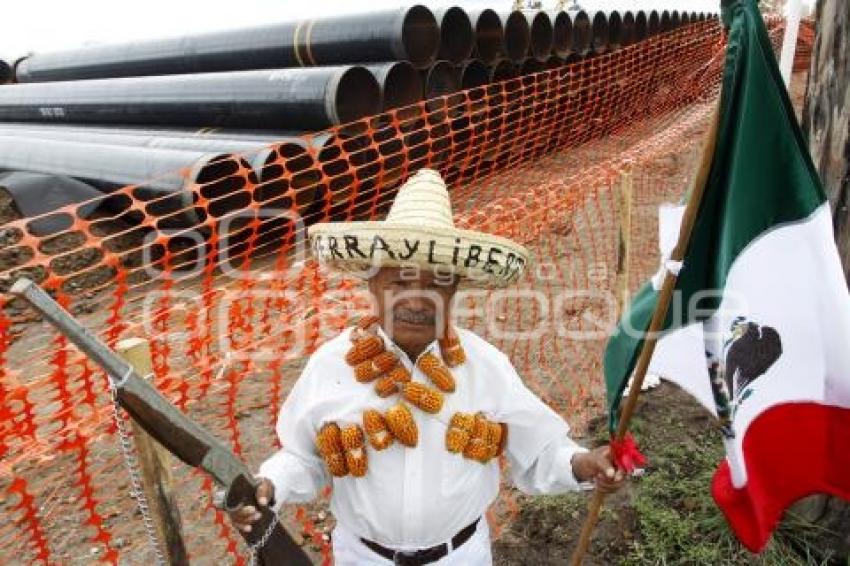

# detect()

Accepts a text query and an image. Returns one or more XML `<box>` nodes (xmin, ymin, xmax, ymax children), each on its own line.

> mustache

<box><xmin>394</xmin><ymin>308</ymin><xmax>436</xmax><ymax>325</ymax></box>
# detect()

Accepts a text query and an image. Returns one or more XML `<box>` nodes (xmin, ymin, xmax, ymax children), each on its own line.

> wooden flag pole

<box><xmin>569</xmin><ymin>106</ymin><xmax>722</xmax><ymax>566</ymax></box>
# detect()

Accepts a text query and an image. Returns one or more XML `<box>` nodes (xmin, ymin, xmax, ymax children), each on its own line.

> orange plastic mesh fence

<box><xmin>0</xmin><ymin>19</ymin><xmax>789</xmax><ymax>565</ymax></box>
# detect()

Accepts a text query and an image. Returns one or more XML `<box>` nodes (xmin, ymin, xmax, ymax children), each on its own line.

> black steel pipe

<box><xmin>551</xmin><ymin>11</ymin><xmax>572</xmax><ymax>58</ymax></box>
<box><xmin>569</xmin><ymin>10</ymin><xmax>592</xmax><ymax>56</ymax></box>
<box><xmin>660</xmin><ymin>10</ymin><xmax>673</xmax><ymax>32</ymax></box>
<box><xmin>15</xmin><ymin>6</ymin><xmax>439</xmax><ymax>82</ymax></box>
<box><xmin>633</xmin><ymin>11</ymin><xmax>649</xmax><ymax>42</ymax></box>
<box><xmin>545</xmin><ymin>55</ymin><xmax>563</xmax><ymax>70</ymax></box>
<box><xmin>420</xmin><ymin>60</ymin><xmax>460</xmax><ymax>99</ymax></box>
<box><xmin>365</xmin><ymin>61</ymin><xmax>423</xmax><ymax>110</ymax></box>
<box><xmin>606</xmin><ymin>11</ymin><xmax>623</xmax><ymax>50</ymax></box>
<box><xmin>466</xmin><ymin>9</ymin><xmax>503</xmax><ymax>65</ymax></box>
<box><xmin>648</xmin><ymin>10</ymin><xmax>661</xmax><ymax>36</ymax></box>
<box><xmin>457</xmin><ymin>59</ymin><xmax>489</xmax><ymax>89</ymax></box>
<box><xmin>499</xmin><ymin>11</ymin><xmax>531</xmax><ymax>63</ymax></box>
<box><xmin>621</xmin><ymin>11</ymin><xmax>636</xmax><ymax>46</ymax></box>
<box><xmin>0</xmin><ymin>172</ymin><xmax>102</xmax><ymax>232</ymax></box>
<box><xmin>0</xmin><ymin>124</ymin><xmax>282</xmax><ymax>177</ymax></box>
<box><xmin>0</xmin><ymin>136</ymin><xmax>253</xmax><ymax>226</ymax></box>
<box><xmin>524</xmin><ymin>11</ymin><xmax>554</xmax><ymax>62</ymax></box>
<box><xmin>435</xmin><ymin>7</ymin><xmax>474</xmax><ymax>65</ymax></box>
<box><xmin>591</xmin><ymin>11</ymin><xmax>610</xmax><ymax>54</ymax></box>
<box><xmin>680</xmin><ymin>12</ymin><xmax>691</xmax><ymax>26</ymax></box>
<box><xmin>489</xmin><ymin>59</ymin><xmax>518</xmax><ymax>82</ymax></box>
<box><xmin>0</xmin><ymin>66</ymin><xmax>381</xmax><ymax>130</ymax></box>
<box><xmin>0</xmin><ymin>60</ymin><xmax>12</xmax><ymax>84</ymax></box>
<box><xmin>670</xmin><ymin>10</ymin><xmax>682</xmax><ymax>28</ymax></box>
<box><xmin>0</xmin><ymin>122</ymin><xmax>320</xmax><ymax>145</ymax></box>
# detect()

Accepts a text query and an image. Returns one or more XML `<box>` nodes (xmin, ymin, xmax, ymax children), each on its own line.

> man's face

<box><xmin>368</xmin><ymin>266</ymin><xmax>459</xmax><ymax>356</ymax></box>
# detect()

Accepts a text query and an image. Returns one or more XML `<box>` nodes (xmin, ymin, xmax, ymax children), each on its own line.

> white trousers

<box><xmin>331</xmin><ymin>519</ymin><xmax>493</xmax><ymax>565</ymax></box>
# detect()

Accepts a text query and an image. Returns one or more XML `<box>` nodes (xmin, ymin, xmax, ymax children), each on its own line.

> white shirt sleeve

<box><xmin>492</xmin><ymin>353</ymin><xmax>590</xmax><ymax>494</ymax></box>
<box><xmin>257</xmin><ymin>358</ymin><xmax>330</xmax><ymax>512</ymax></box>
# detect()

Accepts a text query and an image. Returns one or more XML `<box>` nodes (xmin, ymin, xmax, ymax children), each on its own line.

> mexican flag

<box><xmin>604</xmin><ymin>0</ymin><xmax>850</xmax><ymax>553</ymax></box>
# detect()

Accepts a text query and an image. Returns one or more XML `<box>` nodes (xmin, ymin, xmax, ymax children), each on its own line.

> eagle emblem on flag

<box><xmin>708</xmin><ymin>317</ymin><xmax>783</xmax><ymax>438</ymax></box>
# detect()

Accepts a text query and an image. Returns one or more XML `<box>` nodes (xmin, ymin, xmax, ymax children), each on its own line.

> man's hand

<box><xmin>571</xmin><ymin>446</ymin><xmax>627</xmax><ymax>494</ymax></box>
<box><xmin>227</xmin><ymin>477</ymin><xmax>275</xmax><ymax>533</ymax></box>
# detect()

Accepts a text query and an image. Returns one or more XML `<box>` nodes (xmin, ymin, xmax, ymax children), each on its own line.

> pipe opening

<box><xmin>422</xmin><ymin>61</ymin><xmax>460</xmax><ymax>99</ymax></box>
<box><xmin>490</xmin><ymin>59</ymin><xmax>518</xmax><ymax>82</ymax></box>
<box><xmin>196</xmin><ymin>154</ymin><xmax>251</xmax><ymax>220</ymax></box>
<box><xmin>648</xmin><ymin>11</ymin><xmax>660</xmax><ymax>35</ymax></box>
<box><xmin>402</xmin><ymin>5</ymin><xmax>441</xmax><ymax>67</ymax></box>
<box><xmin>660</xmin><ymin>10</ymin><xmax>672</xmax><ymax>32</ymax></box>
<box><xmin>545</xmin><ymin>55</ymin><xmax>563</xmax><ymax>69</ymax></box>
<box><xmin>591</xmin><ymin>11</ymin><xmax>609</xmax><ymax>54</ymax></box>
<box><xmin>502</xmin><ymin>11</ymin><xmax>531</xmax><ymax>62</ymax></box>
<box><xmin>333</xmin><ymin>67</ymin><xmax>381</xmax><ymax>125</ymax></box>
<box><xmin>0</xmin><ymin>60</ymin><xmax>12</xmax><ymax>85</ymax></box>
<box><xmin>382</xmin><ymin>62</ymin><xmax>423</xmax><ymax>110</ymax></box>
<box><xmin>520</xmin><ymin>57</ymin><xmax>546</xmax><ymax>75</ymax></box>
<box><xmin>438</xmin><ymin>7</ymin><xmax>474</xmax><ymax>64</ymax></box>
<box><xmin>459</xmin><ymin>60</ymin><xmax>489</xmax><ymax>89</ymax></box>
<box><xmin>634</xmin><ymin>11</ymin><xmax>648</xmax><ymax>42</ymax></box>
<box><xmin>472</xmin><ymin>9</ymin><xmax>503</xmax><ymax>65</ymax></box>
<box><xmin>528</xmin><ymin>11</ymin><xmax>554</xmax><ymax>61</ymax></box>
<box><xmin>564</xmin><ymin>53</ymin><xmax>581</xmax><ymax>66</ymax></box>
<box><xmin>670</xmin><ymin>10</ymin><xmax>681</xmax><ymax>28</ymax></box>
<box><xmin>571</xmin><ymin>11</ymin><xmax>592</xmax><ymax>55</ymax></box>
<box><xmin>607</xmin><ymin>11</ymin><xmax>623</xmax><ymax>49</ymax></box>
<box><xmin>552</xmin><ymin>11</ymin><xmax>572</xmax><ymax>57</ymax></box>
<box><xmin>621</xmin><ymin>11</ymin><xmax>636</xmax><ymax>46</ymax></box>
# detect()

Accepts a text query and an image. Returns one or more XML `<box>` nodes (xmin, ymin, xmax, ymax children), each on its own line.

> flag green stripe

<box><xmin>604</xmin><ymin>0</ymin><xmax>826</xmax><ymax>431</ymax></box>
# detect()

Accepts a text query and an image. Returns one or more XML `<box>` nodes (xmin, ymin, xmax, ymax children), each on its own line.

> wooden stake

<box><xmin>615</xmin><ymin>167</ymin><xmax>634</xmax><ymax>318</ymax></box>
<box><xmin>569</xmin><ymin>108</ymin><xmax>722</xmax><ymax>566</ymax></box>
<box><xmin>117</xmin><ymin>338</ymin><xmax>189</xmax><ymax>566</ymax></box>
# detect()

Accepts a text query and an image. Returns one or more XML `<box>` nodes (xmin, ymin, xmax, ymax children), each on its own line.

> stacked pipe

<box><xmin>0</xmin><ymin>7</ymin><xmax>718</xmax><ymax>226</ymax></box>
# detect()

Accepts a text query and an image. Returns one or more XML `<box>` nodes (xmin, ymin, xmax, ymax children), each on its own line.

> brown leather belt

<box><xmin>359</xmin><ymin>517</ymin><xmax>480</xmax><ymax>565</ymax></box>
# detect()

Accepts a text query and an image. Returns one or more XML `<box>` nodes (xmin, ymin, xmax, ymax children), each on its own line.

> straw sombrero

<box><xmin>308</xmin><ymin>169</ymin><xmax>529</xmax><ymax>286</ymax></box>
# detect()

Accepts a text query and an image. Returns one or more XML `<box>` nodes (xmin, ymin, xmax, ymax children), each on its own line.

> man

<box><xmin>229</xmin><ymin>169</ymin><xmax>626</xmax><ymax>564</ymax></box>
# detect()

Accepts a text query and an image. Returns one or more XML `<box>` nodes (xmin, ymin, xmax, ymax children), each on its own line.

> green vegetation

<box><xmin>494</xmin><ymin>384</ymin><xmax>846</xmax><ymax>565</ymax></box>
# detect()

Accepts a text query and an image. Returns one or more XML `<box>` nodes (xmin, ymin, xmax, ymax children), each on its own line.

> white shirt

<box><xmin>259</xmin><ymin>326</ymin><xmax>588</xmax><ymax>549</ymax></box>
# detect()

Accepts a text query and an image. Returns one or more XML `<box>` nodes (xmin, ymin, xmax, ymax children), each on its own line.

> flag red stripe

<box><xmin>711</xmin><ymin>402</ymin><xmax>850</xmax><ymax>552</ymax></box>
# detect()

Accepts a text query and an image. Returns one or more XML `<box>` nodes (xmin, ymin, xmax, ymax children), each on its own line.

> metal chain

<box><xmin>247</xmin><ymin>507</ymin><xmax>280</xmax><ymax>566</ymax></box>
<box><xmin>110</xmin><ymin>382</ymin><xmax>167</xmax><ymax>566</ymax></box>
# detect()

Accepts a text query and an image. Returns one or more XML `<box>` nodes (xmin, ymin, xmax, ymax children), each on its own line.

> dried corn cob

<box><xmin>340</xmin><ymin>424</ymin><xmax>368</xmax><ymax>477</ymax></box>
<box><xmin>354</xmin><ymin>351</ymin><xmax>399</xmax><ymax>382</ymax></box>
<box><xmin>316</xmin><ymin>422</ymin><xmax>344</xmax><ymax>457</ymax></box>
<box><xmin>324</xmin><ymin>453</ymin><xmax>348</xmax><ymax>477</ymax></box>
<box><xmin>340</xmin><ymin>424</ymin><xmax>365</xmax><ymax>450</ymax></box>
<box><xmin>445</xmin><ymin>412</ymin><xmax>475</xmax><ymax>453</ymax></box>
<box><xmin>358</xmin><ymin>315</ymin><xmax>380</xmax><ymax>330</ymax></box>
<box><xmin>463</xmin><ymin>437</ymin><xmax>492</xmax><ymax>463</ymax></box>
<box><xmin>402</xmin><ymin>382</ymin><xmax>444</xmax><ymax>414</ymax></box>
<box><xmin>471</xmin><ymin>413</ymin><xmax>489</xmax><ymax>440</ymax></box>
<box><xmin>363</xmin><ymin>409</ymin><xmax>394</xmax><ymax>450</ymax></box>
<box><xmin>417</xmin><ymin>351</ymin><xmax>456</xmax><ymax>393</ymax></box>
<box><xmin>385</xmin><ymin>403</ymin><xmax>418</xmax><ymax>447</ymax></box>
<box><xmin>374</xmin><ymin>373</ymin><xmax>400</xmax><ymax>397</ymax></box>
<box><xmin>316</xmin><ymin>423</ymin><xmax>348</xmax><ymax>476</ymax></box>
<box><xmin>386</xmin><ymin>364</ymin><xmax>411</xmax><ymax>383</ymax></box>
<box><xmin>373</xmin><ymin>364</ymin><xmax>411</xmax><ymax>397</ymax></box>
<box><xmin>345</xmin><ymin>447</ymin><xmax>368</xmax><ymax>477</ymax></box>
<box><xmin>439</xmin><ymin>333</ymin><xmax>466</xmax><ymax>367</ymax></box>
<box><xmin>345</xmin><ymin>334</ymin><xmax>385</xmax><ymax>366</ymax></box>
